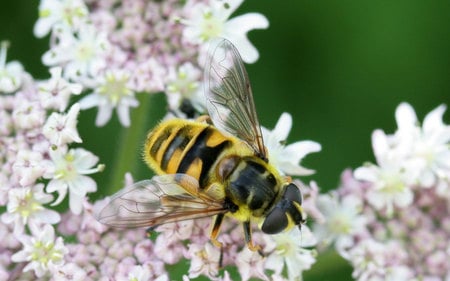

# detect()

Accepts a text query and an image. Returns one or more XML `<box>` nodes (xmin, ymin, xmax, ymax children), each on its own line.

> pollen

<box><xmin>98</xmin><ymin>72</ymin><xmax>132</xmax><ymax>106</ymax></box>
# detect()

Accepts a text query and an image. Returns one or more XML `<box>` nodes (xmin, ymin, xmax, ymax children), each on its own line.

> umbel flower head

<box><xmin>0</xmin><ymin>25</ymin><xmax>104</xmax><ymax>278</ymax></box>
<box><xmin>37</xmin><ymin>0</ymin><xmax>269</xmax><ymax>127</ymax></box>
<box><xmin>313</xmin><ymin>102</ymin><xmax>450</xmax><ymax>280</ymax></box>
<box><xmin>11</xmin><ymin>224</ymin><xmax>68</xmax><ymax>278</ymax></box>
<box><xmin>1</xmin><ymin>0</ymin><xmax>325</xmax><ymax>280</ymax></box>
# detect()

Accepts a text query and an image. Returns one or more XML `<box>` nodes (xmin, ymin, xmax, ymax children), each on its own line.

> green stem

<box><xmin>106</xmin><ymin>93</ymin><xmax>162</xmax><ymax>193</ymax></box>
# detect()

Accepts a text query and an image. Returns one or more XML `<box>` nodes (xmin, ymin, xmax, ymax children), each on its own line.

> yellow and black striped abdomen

<box><xmin>144</xmin><ymin>119</ymin><xmax>236</xmax><ymax>188</ymax></box>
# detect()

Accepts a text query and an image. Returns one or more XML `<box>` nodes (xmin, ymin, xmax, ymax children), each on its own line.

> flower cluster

<box><xmin>313</xmin><ymin>103</ymin><xmax>450</xmax><ymax>280</ymax></box>
<box><xmin>36</xmin><ymin>0</ymin><xmax>269</xmax><ymax>126</ymax></box>
<box><xmin>0</xmin><ymin>39</ymin><xmax>103</xmax><ymax>277</ymax></box>
<box><xmin>40</xmin><ymin>182</ymin><xmax>318</xmax><ymax>281</ymax></box>
<box><xmin>1</xmin><ymin>0</ymin><xmax>325</xmax><ymax>280</ymax></box>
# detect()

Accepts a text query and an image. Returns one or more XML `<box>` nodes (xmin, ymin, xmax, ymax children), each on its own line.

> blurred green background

<box><xmin>1</xmin><ymin>1</ymin><xmax>450</xmax><ymax>280</ymax></box>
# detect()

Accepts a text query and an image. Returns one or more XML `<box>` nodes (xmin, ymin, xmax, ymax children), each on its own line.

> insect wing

<box><xmin>96</xmin><ymin>174</ymin><xmax>226</xmax><ymax>228</ymax></box>
<box><xmin>204</xmin><ymin>38</ymin><xmax>267</xmax><ymax>159</ymax></box>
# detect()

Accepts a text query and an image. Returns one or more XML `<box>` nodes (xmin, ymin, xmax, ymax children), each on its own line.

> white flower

<box><xmin>355</xmin><ymin>163</ymin><xmax>413</xmax><ymax>218</ymax></box>
<box><xmin>182</xmin><ymin>0</ymin><xmax>269</xmax><ymax>63</ymax></box>
<box><xmin>1</xmin><ymin>184</ymin><xmax>60</xmax><ymax>234</ymax></box>
<box><xmin>128</xmin><ymin>265</ymin><xmax>151</xmax><ymax>281</ymax></box>
<box><xmin>34</xmin><ymin>0</ymin><xmax>89</xmax><ymax>38</ymax></box>
<box><xmin>44</xmin><ymin>147</ymin><xmax>103</xmax><ymax>214</ymax></box>
<box><xmin>395</xmin><ymin>103</ymin><xmax>450</xmax><ymax>191</ymax></box>
<box><xmin>43</xmin><ymin>103</ymin><xmax>82</xmax><ymax>147</ymax></box>
<box><xmin>78</xmin><ymin>69</ymin><xmax>139</xmax><ymax>127</ymax></box>
<box><xmin>355</xmin><ymin>130</ymin><xmax>414</xmax><ymax>217</ymax></box>
<box><xmin>12</xmin><ymin>150</ymin><xmax>48</xmax><ymax>187</ymax></box>
<box><xmin>262</xmin><ymin>112</ymin><xmax>321</xmax><ymax>176</ymax></box>
<box><xmin>166</xmin><ymin>62</ymin><xmax>205</xmax><ymax>116</ymax></box>
<box><xmin>349</xmin><ymin>239</ymin><xmax>386</xmax><ymax>281</ymax></box>
<box><xmin>187</xmin><ymin>243</ymin><xmax>220</xmax><ymax>279</ymax></box>
<box><xmin>11</xmin><ymin>224</ymin><xmax>68</xmax><ymax>278</ymax></box>
<box><xmin>236</xmin><ymin>248</ymin><xmax>267</xmax><ymax>281</ymax></box>
<box><xmin>349</xmin><ymin>239</ymin><xmax>413</xmax><ymax>281</ymax></box>
<box><xmin>264</xmin><ymin>226</ymin><xmax>317</xmax><ymax>281</ymax></box>
<box><xmin>313</xmin><ymin>193</ymin><xmax>366</xmax><ymax>257</ymax></box>
<box><xmin>11</xmin><ymin>100</ymin><xmax>46</xmax><ymax>130</ymax></box>
<box><xmin>38</xmin><ymin>67</ymin><xmax>83</xmax><ymax>111</ymax></box>
<box><xmin>42</xmin><ymin>24</ymin><xmax>109</xmax><ymax>80</ymax></box>
<box><xmin>52</xmin><ymin>263</ymin><xmax>87</xmax><ymax>281</ymax></box>
<box><xmin>0</xmin><ymin>41</ymin><xmax>26</xmax><ymax>93</ymax></box>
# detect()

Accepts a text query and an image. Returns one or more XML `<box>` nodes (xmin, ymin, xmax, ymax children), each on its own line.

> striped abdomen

<box><xmin>144</xmin><ymin>119</ymin><xmax>233</xmax><ymax>188</ymax></box>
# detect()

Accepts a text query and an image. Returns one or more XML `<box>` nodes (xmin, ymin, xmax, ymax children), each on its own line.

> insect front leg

<box><xmin>209</xmin><ymin>214</ymin><xmax>226</xmax><ymax>268</ymax></box>
<box><xmin>210</xmin><ymin>213</ymin><xmax>225</xmax><ymax>249</ymax></box>
<box><xmin>243</xmin><ymin>221</ymin><xmax>261</xmax><ymax>252</ymax></box>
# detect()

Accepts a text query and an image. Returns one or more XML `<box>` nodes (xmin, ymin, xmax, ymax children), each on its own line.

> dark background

<box><xmin>2</xmin><ymin>1</ymin><xmax>450</xmax><ymax>279</ymax></box>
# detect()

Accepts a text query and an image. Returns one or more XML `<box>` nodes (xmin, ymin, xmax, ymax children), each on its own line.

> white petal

<box><xmin>423</xmin><ymin>104</ymin><xmax>446</xmax><ymax>134</ymax></box>
<box><xmin>47</xmin><ymin>180</ymin><xmax>68</xmax><ymax>206</ymax></box>
<box><xmin>38</xmin><ymin>209</ymin><xmax>61</xmax><ymax>224</ymax></box>
<box><xmin>283</xmin><ymin>140</ymin><xmax>322</xmax><ymax>162</ymax></box>
<box><xmin>11</xmin><ymin>250</ymin><xmax>29</xmax><ymax>263</ymax></box>
<box><xmin>279</xmin><ymin>161</ymin><xmax>315</xmax><ymax>176</ymax></box>
<box><xmin>40</xmin><ymin>222</ymin><xmax>56</xmax><ymax>241</ymax></box>
<box><xmin>78</xmin><ymin>94</ymin><xmax>100</xmax><ymax>110</ymax></box>
<box><xmin>371</xmin><ymin>129</ymin><xmax>389</xmax><ymax>162</ymax></box>
<box><xmin>70</xmin><ymin>175</ymin><xmax>97</xmax><ymax>196</ymax></box>
<box><xmin>366</xmin><ymin>189</ymin><xmax>387</xmax><ymax>210</ymax></box>
<box><xmin>226</xmin><ymin>13</ymin><xmax>269</xmax><ymax>33</ymax></box>
<box><xmin>272</xmin><ymin>112</ymin><xmax>292</xmax><ymax>141</ymax></box>
<box><xmin>223</xmin><ymin>13</ymin><xmax>270</xmax><ymax>63</ymax></box>
<box><xmin>298</xmin><ymin>226</ymin><xmax>317</xmax><ymax>247</ymax></box>
<box><xmin>1</xmin><ymin>212</ymin><xmax>15</xmax><ymax>224</ymax></box>
<box><xmin>73</xmin><ymin>148</ymin><xmax>98</xmax><ymax>169</ymax></box>
<box><xmin>34</xmin><ymin>17</ymin><xmax>55</xmax><ymax>38</ymax></box>
<box><xmin>224</xmin><ymin>34</ymin><xmax>260</xmax><ymax>64</ymax></box>
<box><xmin>117</xmin><ymin>99</ymin><xmax>138</xmax><ymax>127</ymax></box>
<box><xmin>395</xmin><ymin>102</ymin><xmax>417</xmax><ymax>131</ymax></box>
<box><xmin>95</xmin><ymin>103</ymin><xmax>113</xmax><ymax>126</ymax></box>
<box><xmin>393</xmin><ymin>189</ymin><xmax>413</xmax><ymax>208</ymax></box>
<box><xmin>264</xmin><ymin>254</ymin><xmax>283</xmax><ymax>274</ymax></box>
<box><xmin>69</xmin><ymin>192</ymin><xmax>84</xmax><ymax>215</ymax></box>
<box><xmin>46</xmin><ymin>179</ymin><xmax>65</xmax><ymax>193</ymax></box>
<box><xmin>354</xmin><ymin>166</ymin><xmax>378</xmax><ymax>182</ymax></box>
<box><xmin>419</xmin><ymin>170</ymin><xmax>435</xmax><ymax>187</ymax></box>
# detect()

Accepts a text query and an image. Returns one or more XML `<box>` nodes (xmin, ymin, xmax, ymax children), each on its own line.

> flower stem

<box><xmin>106</xmin><ymin>93</ymin><xmax>164</xmax><ymax>193</ymax></box>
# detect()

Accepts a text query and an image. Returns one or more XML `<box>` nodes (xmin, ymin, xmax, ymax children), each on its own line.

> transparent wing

<box><xmin>96</xmin><ymin>174</ymin><xmax>227</xmax><ymax>228</ymax></box>
<box><xmin>204</xmin><ymin>38</ymin><xmax>267</xmax><ymax>160</ymax></box>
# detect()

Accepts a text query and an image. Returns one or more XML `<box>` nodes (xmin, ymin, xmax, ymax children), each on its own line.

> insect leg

<box><xmin>195</xmin><ymin>115</ymin><xmax>213</xmax><ymax>124</ymax></box>
<box><xmin>243</xmin><ymin>221</ymin><xmax>261</xmax><ymax>251</ymax></box>
<box><xmin>210</xmin><ymin>213</ymin><xmax>225</xmax><ymax>249</ymax></box>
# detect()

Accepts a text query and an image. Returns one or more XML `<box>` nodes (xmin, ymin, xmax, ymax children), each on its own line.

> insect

<box><xmin>96</xmin><ymin>38</ymin><xmax>306</xmax><ymax>251</ymax></box>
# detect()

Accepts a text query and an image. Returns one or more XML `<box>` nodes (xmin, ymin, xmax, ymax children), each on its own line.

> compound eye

<box><xmin>261</xmin><ymin>208</ymin><xmax>288</xmax><ymax>234</ymax></box>
<box><xmin>284</xmin><ymin>183</ymin><xmax>302</xmax><ymax>204</ymax></box>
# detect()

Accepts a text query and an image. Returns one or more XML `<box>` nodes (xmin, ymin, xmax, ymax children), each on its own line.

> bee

<box><xmin>96</xmin><ymin>39</ymin><xmax>306</xmax><ymax>251</ymax></box>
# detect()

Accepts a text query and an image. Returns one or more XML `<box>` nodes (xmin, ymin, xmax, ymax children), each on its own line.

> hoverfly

<box><xmin>96</xmin><ymin>38</ymin><xmax>306</xmax><ymax>251</ymax></box>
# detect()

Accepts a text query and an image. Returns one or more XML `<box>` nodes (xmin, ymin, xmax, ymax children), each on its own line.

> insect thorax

<box><xmin>223</xmin><ymin>156</ymin><xmax>282</xmax><ymax>218</ymax></box>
